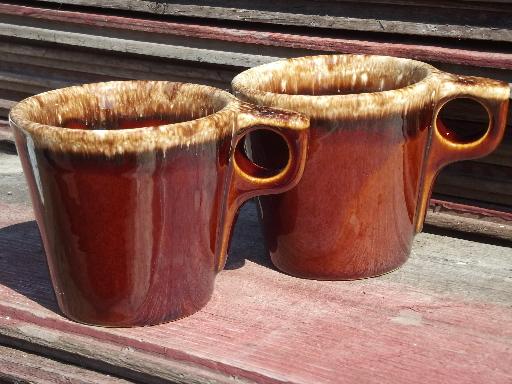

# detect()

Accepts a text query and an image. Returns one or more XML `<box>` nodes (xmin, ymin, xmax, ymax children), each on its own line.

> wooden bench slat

<box><xmin>0</xmin><ymin>345</ymin><xmax>132</xmax><ymax>384</ymax></box>
<box><xmin>0</xmin><ymin>3</ymin><xmax>510</xmax><ymax>69</ymax></box>
<box><xmin>29</xmin><ymin>0</ymin><xmax>512</xmax><ymax>41</ymax></box>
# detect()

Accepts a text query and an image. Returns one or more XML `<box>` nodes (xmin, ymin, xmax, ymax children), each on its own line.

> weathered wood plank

<box><xmin>369</xmin><ymin>0</ymin><xmax>512</xmax><ymax>7</ymax></box>
<box><xmin>434</xmin><ymin>186</ymin><xmax>512</xmax><ymax>207</ymax></box>
<box><xmin>0</xmin><ymin>3</ymin><xmax>510</xmax><ymax>69</ymax></box>
<box><xmin>0</xmin><ymin>168</ymin><xmax>511</xmax><ymax>384</ymax></box>
<box><xmin>0</xmin><ymin>38</ymin><xmax>238</xmax><ymax>117</ymax></box>
<box><xmin>435</xmin><ymin>62</ymin><xmax>512</xmax><ymax>85</ymax></box>
<box><xmin>0</xmin><ymin>41</ymin><xmax>237</xmax><ymax>88</ymax></box>
<box><xmin>425</xmin><ymin>199</ymin><xmax>512</xmax><ymax>242</ymax></box>
<box><xmin>435</xmin><ymin>161</ymin><xmax>512</xmax><ymax>206</ymax></box>
<box><xmin>430</xmin><ymin>198</ymin><xmax>512</xmax><ymax>220</ymax></box>
<box><xmin>31</xmin><ymin>0</ymin><xmax>512</xmax><ymax>11</ymax></box>
<box><xmin>424</xmin><ymin>211</ymin><xmax>512</xmax><ymax>243</ymax></box>
<box><xmin>30</xmin><ymin>0</ymin><xmax>512</xmax><ymax>41</ymax></box>
<box><xmin>0</xmin><ymin>21</ymin><xmax>282</xmax><ymax>69</ymax></box>
<box><xmin>0</xmin><ymin>70</ymin><xmax>73</xmax><ymax>93</ymax></box>
<box><xmin>0</xmin><ymin>120</ymin><xmax>12</xmax><ymax>140</ymax></box>
<box><xmin>0</xmin><ymin>120</ymin><xmax>13</xmax><ymax>151</ymax></box>
<box><xmin>476</xmin><ymin>142</ymin><xmax>512</xmax><ymax>167</ymax></box>
<box><xmin>0</xmin><ymin>345</ymin><xmax>132</xmax><ymax>384</ymax></box>
<box><xmin>0</xmin><ymin>98</ymin><xmax>15</xmax><ymax>110</ymax></box>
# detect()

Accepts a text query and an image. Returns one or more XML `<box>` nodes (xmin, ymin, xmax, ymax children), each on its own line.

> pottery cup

<box><xmin>232</xmin><ymin>54</ymin><xmax>509</xmax><ymax>280</ymax></box>
<box><xmin>9</xmin><ymin>81</ymin><xmax>309</xmax><ymax>325</ymax></box>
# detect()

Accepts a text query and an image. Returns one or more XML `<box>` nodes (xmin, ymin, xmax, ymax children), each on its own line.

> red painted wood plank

<box><xmin>0</xmin><ymin>195</ymin><xmax>511</xmax><ymax>383</ymax></box>
<box><xmin>0</xmin><ymin>3</ymin><xmax>511</xmax><ymax>69</ymax></box>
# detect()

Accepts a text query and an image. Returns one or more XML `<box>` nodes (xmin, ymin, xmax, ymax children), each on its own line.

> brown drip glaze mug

<box><xmin>9</xmin><ymin>81</ymin><xmax>309</xmax><ymax>326</ymax></box>
<box><xmin>232</xmin><ymin>54</ymin><xmax>509</xmax><ymax>280</ymax></box>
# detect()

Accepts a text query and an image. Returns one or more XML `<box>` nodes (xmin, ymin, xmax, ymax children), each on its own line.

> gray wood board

<box><xmin>0</xmin><ymin>17</ymin><xmax>291</xmax><ymax>68</ymax></box>
<box><xmin>0</xmin><ymin>345</ymin><xmax>132</xmax><ymax>384</ymax></box>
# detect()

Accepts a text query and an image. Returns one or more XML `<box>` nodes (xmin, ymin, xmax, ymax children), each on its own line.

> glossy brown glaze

<box><xmin>232</xmin><ymin>54</ymin><xmax>509</xmax><ymax>280</ymax></box>
<box><xmin>9</xmin><ymin>81</ymin><xmax>309</xmax><ymax>326</ymax></box>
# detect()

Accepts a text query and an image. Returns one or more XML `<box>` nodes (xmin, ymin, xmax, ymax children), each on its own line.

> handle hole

<box><xmin>436</xmin><ymin>98</ymin><xmax>490</xmax><ymax>144</ymax></box>
<box><xmin>235</xmin><ymin>129</ymin><xmax>289</xmax><ymax>178</ymax></box>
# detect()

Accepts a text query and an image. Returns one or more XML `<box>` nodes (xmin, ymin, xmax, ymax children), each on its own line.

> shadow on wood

<box><xmin>0</xmin><ymin>202</ymin><xmax>276</xmax><ymax>315</ymax></box>
<box><xmin>423</xmin><ymin>224</ymin><xmax>512</xmax><ymax>248</ymax></box>
<box><xmin>0</xmin><ymin>220</ymin><xmax>59</xmax><ymax>314</ymax></box>
<box><xmin>225</xmin><ymin>201</ymin><xmax>275</xmax><ymax>270</ymax></box>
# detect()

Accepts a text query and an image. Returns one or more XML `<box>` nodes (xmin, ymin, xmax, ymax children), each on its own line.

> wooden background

<box><xmin>0</xmin><ymin>0</ymin><xmax>511</xmax><ymax>210</ymax></box>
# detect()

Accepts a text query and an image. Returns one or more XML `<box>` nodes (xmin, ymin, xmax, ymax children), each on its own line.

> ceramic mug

<box><xmin>9</xmin><ymin>81</ymin><xmax>309</xmax><ymax>326</ymax></box>
<box><xmin>232</xmin><ymin>54</ymin><xmax>509</xmax><ymax>280</ymax></box>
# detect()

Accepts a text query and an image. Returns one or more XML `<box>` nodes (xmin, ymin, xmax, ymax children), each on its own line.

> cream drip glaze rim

<box><xmin>232</xmin><ymin>54</ymin><xmax>444</xmax><ymax>120</ymax></box>
<box><xmin>9</xmin><ymin>81</ymin><xmax>243</xmax><ymax>156</ymax></box>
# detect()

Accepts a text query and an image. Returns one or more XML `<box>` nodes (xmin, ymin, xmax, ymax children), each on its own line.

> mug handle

<box><xmin>415</xmin><ymin>74</ymin><xmax>510</xmax><ymax>232</ymax></box>
<box><xmin>215</xmin><ymin>103</ymin><xmax>309</xmax><ymax>271</ymax></box>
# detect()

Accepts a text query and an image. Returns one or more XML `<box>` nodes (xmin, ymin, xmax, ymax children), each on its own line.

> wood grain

<box><xmin>0</xmin><ymin>121</ymin><xmax>13</xmax><ymax>142</ymax></box>
<box><xmin>0</xmin><ymin>40</ymin><xmax>237</xmax><ymax>88</ymax></box>
<box><xmin>0</xmin><ymin>39</ymin><xmax>238</xmax><ymax>117</ymax></box>
<box><xmin>30</xmin><ymin>0</ymin><xmax>512</xmax><ymax>41</ymax></box>
<box><xmin>430</xmin><ymin>198</ymin><xmax>512</xmax><ymax>221</ymax></box>
<box><xmin>0</xmin><ymin>3</ymin><xmax>511</xmax><ymax>69</ymax></box>
<box><xmin>424</xmin><ymin>211</ymin><xmax>512</xmax><ymax>243</ymax></box>
<box><xmin>435</xmin><ymin>161</ymin><xmax>512</xmax><ymax>206</ymax></box>
<box><xmin>0</xmin><ymin>170</ymin><xmax>511</xmax><ymax>383</ymax></box>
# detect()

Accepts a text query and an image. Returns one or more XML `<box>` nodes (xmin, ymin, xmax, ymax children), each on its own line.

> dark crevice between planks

<box><xmin>423</xmin><ymin>224</ymin><xmax>512</xmax><ymax>248</ymax></box>
<box><xmin>0</xmin><ymin>374</ymin><xmax>32</xmax><ymax>384</ymax></box>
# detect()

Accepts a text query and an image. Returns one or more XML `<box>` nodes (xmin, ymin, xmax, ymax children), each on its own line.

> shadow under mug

<box><xmin>9</xmin><ymin>81</ymin><xmax>309</xmax><ymax>326</ymax></box>
<box><xmin>232</xmin><ymin>54</ymin><xmax>509</xmax><ymax>280</ymax></box>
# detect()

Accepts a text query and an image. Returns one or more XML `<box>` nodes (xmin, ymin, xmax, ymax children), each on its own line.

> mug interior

<box><xmin>20</xmin><ymin>81</ymin><xmax>230</xmax><ymax>130</ymax></box>
<box><xmin>244</xmin><ymin>55</ymin><xmax>431</xmax><ymax>96</ymax></box>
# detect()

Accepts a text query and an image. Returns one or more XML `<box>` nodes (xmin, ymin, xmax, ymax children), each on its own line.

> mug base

<box><xmin>270</xmin><ymin>257</ymin><xmax>408</xmax><ymax>281</ymax></box>
<box><xmin>58</xmin><ymin>290</ymin><xmax>213</xmax><ymax>328</ymax></box>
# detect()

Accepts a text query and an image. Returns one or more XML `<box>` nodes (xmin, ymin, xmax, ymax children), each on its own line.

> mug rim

<box><xmin>232</xmin><ymin>54</ymin><xmax>442</xmax><ymax>120</ymax></box>
<box><xmin>9</xmin><ymin>80</ymin><xmax>240</xmax><ymax>156</ymax></box>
